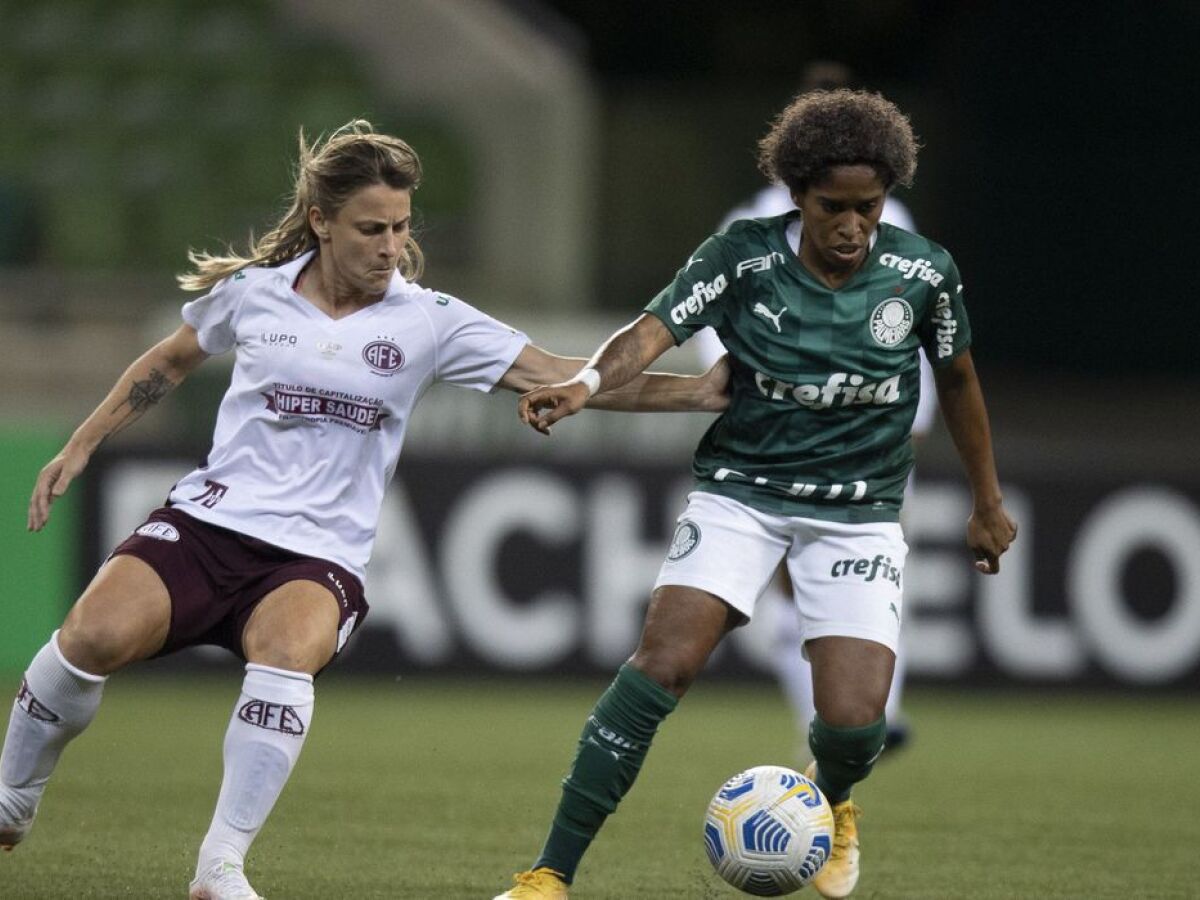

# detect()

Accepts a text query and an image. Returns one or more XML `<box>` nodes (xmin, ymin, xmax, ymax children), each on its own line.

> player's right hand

<box><xmin>518</xmin><ymin>381</ymin><xmax>590</xmax><ymax>435</ymax></box>
<box><xmin>967</xmin><ymin>502</ymin><xmax>1017</xmax><ymax>575</ymax></box>
<box><xmin>28</xmin><ymin>446</ymin><xmax>89</xmax><ymax>532</ymax></box>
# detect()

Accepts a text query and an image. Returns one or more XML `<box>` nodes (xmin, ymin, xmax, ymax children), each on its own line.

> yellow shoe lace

<box><xmin>508</xmin><ymin>868</ymin><xmax>566</xmax><ymax>896</ymax></box>
<box><xmin>830</xmin><ymin>802</ymin><xmax>862</xmax><ymax>854</ymax></box>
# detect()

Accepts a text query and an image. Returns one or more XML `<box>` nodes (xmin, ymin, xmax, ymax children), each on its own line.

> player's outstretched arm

<box><xmin>502</xmin><ymin>340</ymin><xmax>729</xmax><ymax>419</ymax></box>
<box><xmin>933</xmin><ymin>349</ymin><xmax>1018</xmax><ymax>574</ymax></box>
<box><xmin>28</xmin><ymin>324</ymin><xmax>209</xmax><ymax>532</ymax></box>
<box><xmin>508</xmin><ymin>314</ymin><xmax>706</xmax><ymax>434</ymax></box>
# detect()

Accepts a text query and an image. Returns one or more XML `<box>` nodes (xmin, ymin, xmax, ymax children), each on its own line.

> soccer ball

<box><xmin>703</xmin><ymin>765</ymin><xmax>834</xmax><ymax>896</ymax></box>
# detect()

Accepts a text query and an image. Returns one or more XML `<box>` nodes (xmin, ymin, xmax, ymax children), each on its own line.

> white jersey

<box><xmin>169</xmin><ymin>251</ymin><xmax>529</xmax><ymax>579</ymax></box>
<box><xmin>694</xmin><ymin>185</ymin><xmax>937</xmax><ymax>438</ymax></box>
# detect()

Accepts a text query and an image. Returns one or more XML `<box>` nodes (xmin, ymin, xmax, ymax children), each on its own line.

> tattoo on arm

<box><xmin>109</xmin><ymin>367</ymin><xmax>175</xmax><ymax>434</ymax></box>
<box><xmin>127</xmin><ymin>368</ymin><xmax>173</xmax><ymax>412</ymax></box>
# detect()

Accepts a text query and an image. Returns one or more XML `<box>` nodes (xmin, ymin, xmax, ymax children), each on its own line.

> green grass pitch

<box><xmin>1</xmin><ymin>674</ymin><xmax>1194</xmax><ymax>898</ymax></box>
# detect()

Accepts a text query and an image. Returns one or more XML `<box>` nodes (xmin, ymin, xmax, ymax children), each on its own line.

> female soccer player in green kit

<box><xmin>494</xmin><ymin>89</ymin><xmax>1017</xmax><ymax>899</ymax></box>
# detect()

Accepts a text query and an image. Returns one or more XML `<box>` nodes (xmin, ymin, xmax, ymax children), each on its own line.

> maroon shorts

<box><xmin>110</xmin><ymin>507</ymin><xmax>368</xmax><ymax>663</ymax></box>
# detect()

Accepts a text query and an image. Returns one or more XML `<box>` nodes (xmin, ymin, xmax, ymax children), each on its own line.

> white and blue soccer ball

<box><xmin>704</xmin><ymin>765</ymin><xmax>834</xmax><ymax>896</ymax></box>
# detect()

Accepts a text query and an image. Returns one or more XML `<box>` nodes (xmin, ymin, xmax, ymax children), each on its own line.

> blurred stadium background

<box><xmin>1</xmin><ymin>1</ymin><xmax>1197</xmax><ymax>897</ymax></box>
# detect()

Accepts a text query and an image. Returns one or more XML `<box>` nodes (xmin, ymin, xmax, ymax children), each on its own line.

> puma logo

<box><xmin>753</xmin><ymin>302</ymin><xmax>786</xmax><ymax>333</ymax></box>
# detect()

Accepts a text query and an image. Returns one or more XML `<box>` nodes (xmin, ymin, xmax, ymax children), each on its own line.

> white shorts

<box><xmin>654</xmin><ymin>492</ymin><xmax>908</xmax><ymax>653</ymax></box>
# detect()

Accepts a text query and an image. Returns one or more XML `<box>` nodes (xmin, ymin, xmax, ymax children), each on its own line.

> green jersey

<box><xmin>645</xmin><ymin>212</ymin><xmax>972</xmax><ymax>522</ymax></box>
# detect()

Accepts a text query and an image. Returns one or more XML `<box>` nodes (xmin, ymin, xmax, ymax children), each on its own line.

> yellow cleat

<box><xmin>806</xmin><ymin>763</ymin><xmax>862</xmax><ymax>898</ymax></box>
<box><xmin>492</xmin><ymin>867</ymin><xmax>570</xmax><ymax>899</ymax></box>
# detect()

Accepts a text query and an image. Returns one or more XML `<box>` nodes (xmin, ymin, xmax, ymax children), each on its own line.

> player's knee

<box><xmin>58</xmin><ymin>614</ymin><xmax>139</xmax><ymax>675</ymax></box>
<box><xmin>626</xmin><ymin>649</ymin><xmax>704</xmax><ymax>698</ymax></box>
<box><xmin>242</xmin><ymin>625</ymin><xmax>333</xmax><ymax>675</ymax></box>
<box><xmin>813</xmin><ymin>694</ymin><xmax>886</xmax><ymax>729</ymax></box>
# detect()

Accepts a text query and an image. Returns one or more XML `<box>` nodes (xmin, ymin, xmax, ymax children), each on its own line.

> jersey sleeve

<box><xmin>917</xmin><ymin>253</ymin><xmax>972</xmax><ymax>366</ymax></box>
<box><xmin>427</xmin><ymin>292</ymin><xmax>530</xmax><ymax>392</ymax></box>
<box><xmin>180</xmin><ymin>274</ymin><xmax>249</xmax><ymax>355</ymax></box>
<box><xmin>643</xmin><ymin>235</ymin><xmax>736</xmax><ymax>345</ymax></box>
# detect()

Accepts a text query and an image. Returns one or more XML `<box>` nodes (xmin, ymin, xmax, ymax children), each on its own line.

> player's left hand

<box><xmin>967</xmin><ymin>502</ymin><xmax>1017</xmax><ymax>574</ymax></box>
<box><xmin>518</xmin><ymin>381</ymin><xmax>590</xmax><ymax>435</ymax></box>
<box><xmin>28</xmin><ymin>444</ymin><xmax>91</xmax><ymax>532</ymax></box>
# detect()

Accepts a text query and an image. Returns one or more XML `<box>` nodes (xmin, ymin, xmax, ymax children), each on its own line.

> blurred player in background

<box><xmin>691</xmin><ymin>61</ymin><xmax>937</xmax><ymax>758</ymax></box>
<box><xmin>0</xmin><ymin>121</ymin><xmax>729</xmax><ymax>900</ymax></box>
<box><xmin>496</xmin><ymin>90</ymin><xmax>1015</xmax><ymax>899</ymax></box>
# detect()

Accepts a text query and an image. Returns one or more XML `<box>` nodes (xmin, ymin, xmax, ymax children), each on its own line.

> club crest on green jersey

<box><xmin>869</xmin><ymin>298</ymin><xmax>914</xmax><ymax>347</ymax></box>
<box><xmin>667</xmin><ymin>521</ymin><xmax>702</xmax><ymax>560</ymax></box>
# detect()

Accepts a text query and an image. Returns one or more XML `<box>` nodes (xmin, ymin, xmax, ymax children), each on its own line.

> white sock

<box><xmin>196</xmin><ymin>664</ymin><xmax>314</xmax><ymax>873</ymax></box>
<box><xmin>0</xmin><ymin>631</ymin><xmax>106</xmax><ymax>821</ymax></box>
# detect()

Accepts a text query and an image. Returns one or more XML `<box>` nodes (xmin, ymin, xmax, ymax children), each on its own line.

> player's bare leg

<box><xmin>1</xmin><ymin>556</ymin><xmax>169</xmax><ymax>850</ymax></box>
<box><xmin>189</xmin><ymin>580</ymin><xmax>338</xmax><ymax>900</ymax></box>
<box><xmin>804</xmin><ymin>636</ymin><xmax>894</xmax><ymax>898</ymax></box>
<box><xmin>628</xmin><ymin>584</ymin><xmax>742</xmax><ymax>695</ymax></box>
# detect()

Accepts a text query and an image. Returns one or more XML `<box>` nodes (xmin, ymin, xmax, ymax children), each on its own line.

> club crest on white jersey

<box><xmin>362</xmin><ymin>339</ymin><xmax>405</xmax><ymax>375</ymax></box>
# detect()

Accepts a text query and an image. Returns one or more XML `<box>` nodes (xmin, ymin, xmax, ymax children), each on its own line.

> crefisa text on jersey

<box><xmin>877</xmin><ymin>254</ymin><xmax>945</xmax><ymax>286</ymax></box>
<box><xmin>932</xmin><ymin>291</ymin><xmax>958</xmax><ymax>359</ymax></box>
<box><xmin>669</xmin><ymin>274</ymin><xmax>729</xmax><ymax>324</ymax></box>
<box><xmin>754</xmin><ymin>370</ymin><xmax>901</xmax><ymax>409</ymax></box>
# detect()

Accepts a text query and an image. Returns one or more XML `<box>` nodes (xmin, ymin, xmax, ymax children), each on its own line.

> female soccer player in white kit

<box><xmin>0</xmin><ymin>121</ymin><xmax>729</xmax><ymax>900</ymax></box>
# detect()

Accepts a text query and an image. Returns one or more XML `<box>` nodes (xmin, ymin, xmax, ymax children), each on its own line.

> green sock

<box><xmin>533</xmin><ymin>663</ymin><xmax>677</xmax><ymax>883</ymax></box>
<box><xmin>807</xmin><ymin>714</ymin><xmax>887</xmax><ymax>804</ymax></box>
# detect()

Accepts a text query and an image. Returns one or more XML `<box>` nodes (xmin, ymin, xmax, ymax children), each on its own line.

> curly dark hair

<box><xmin>757</xmin><ymin>89</ymin><xmax>919</xmax><ymax>194</ymax></box>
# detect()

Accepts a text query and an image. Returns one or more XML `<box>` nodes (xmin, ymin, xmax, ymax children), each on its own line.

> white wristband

<box><xmin>571</xmin><ymin>366</ymin><xmax>602</xmax><ymax>397</ymax></box>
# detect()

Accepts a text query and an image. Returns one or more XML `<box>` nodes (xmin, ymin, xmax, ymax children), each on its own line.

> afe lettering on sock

<box><xmin>237</xmin><ymin>700</ymin><xmax>305</xmax><ymax>735</ymax></box>
<box><xmin>15</xmin><ymin>677</ymin><xmax>60</xmax><ymax>724</ymax></box>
